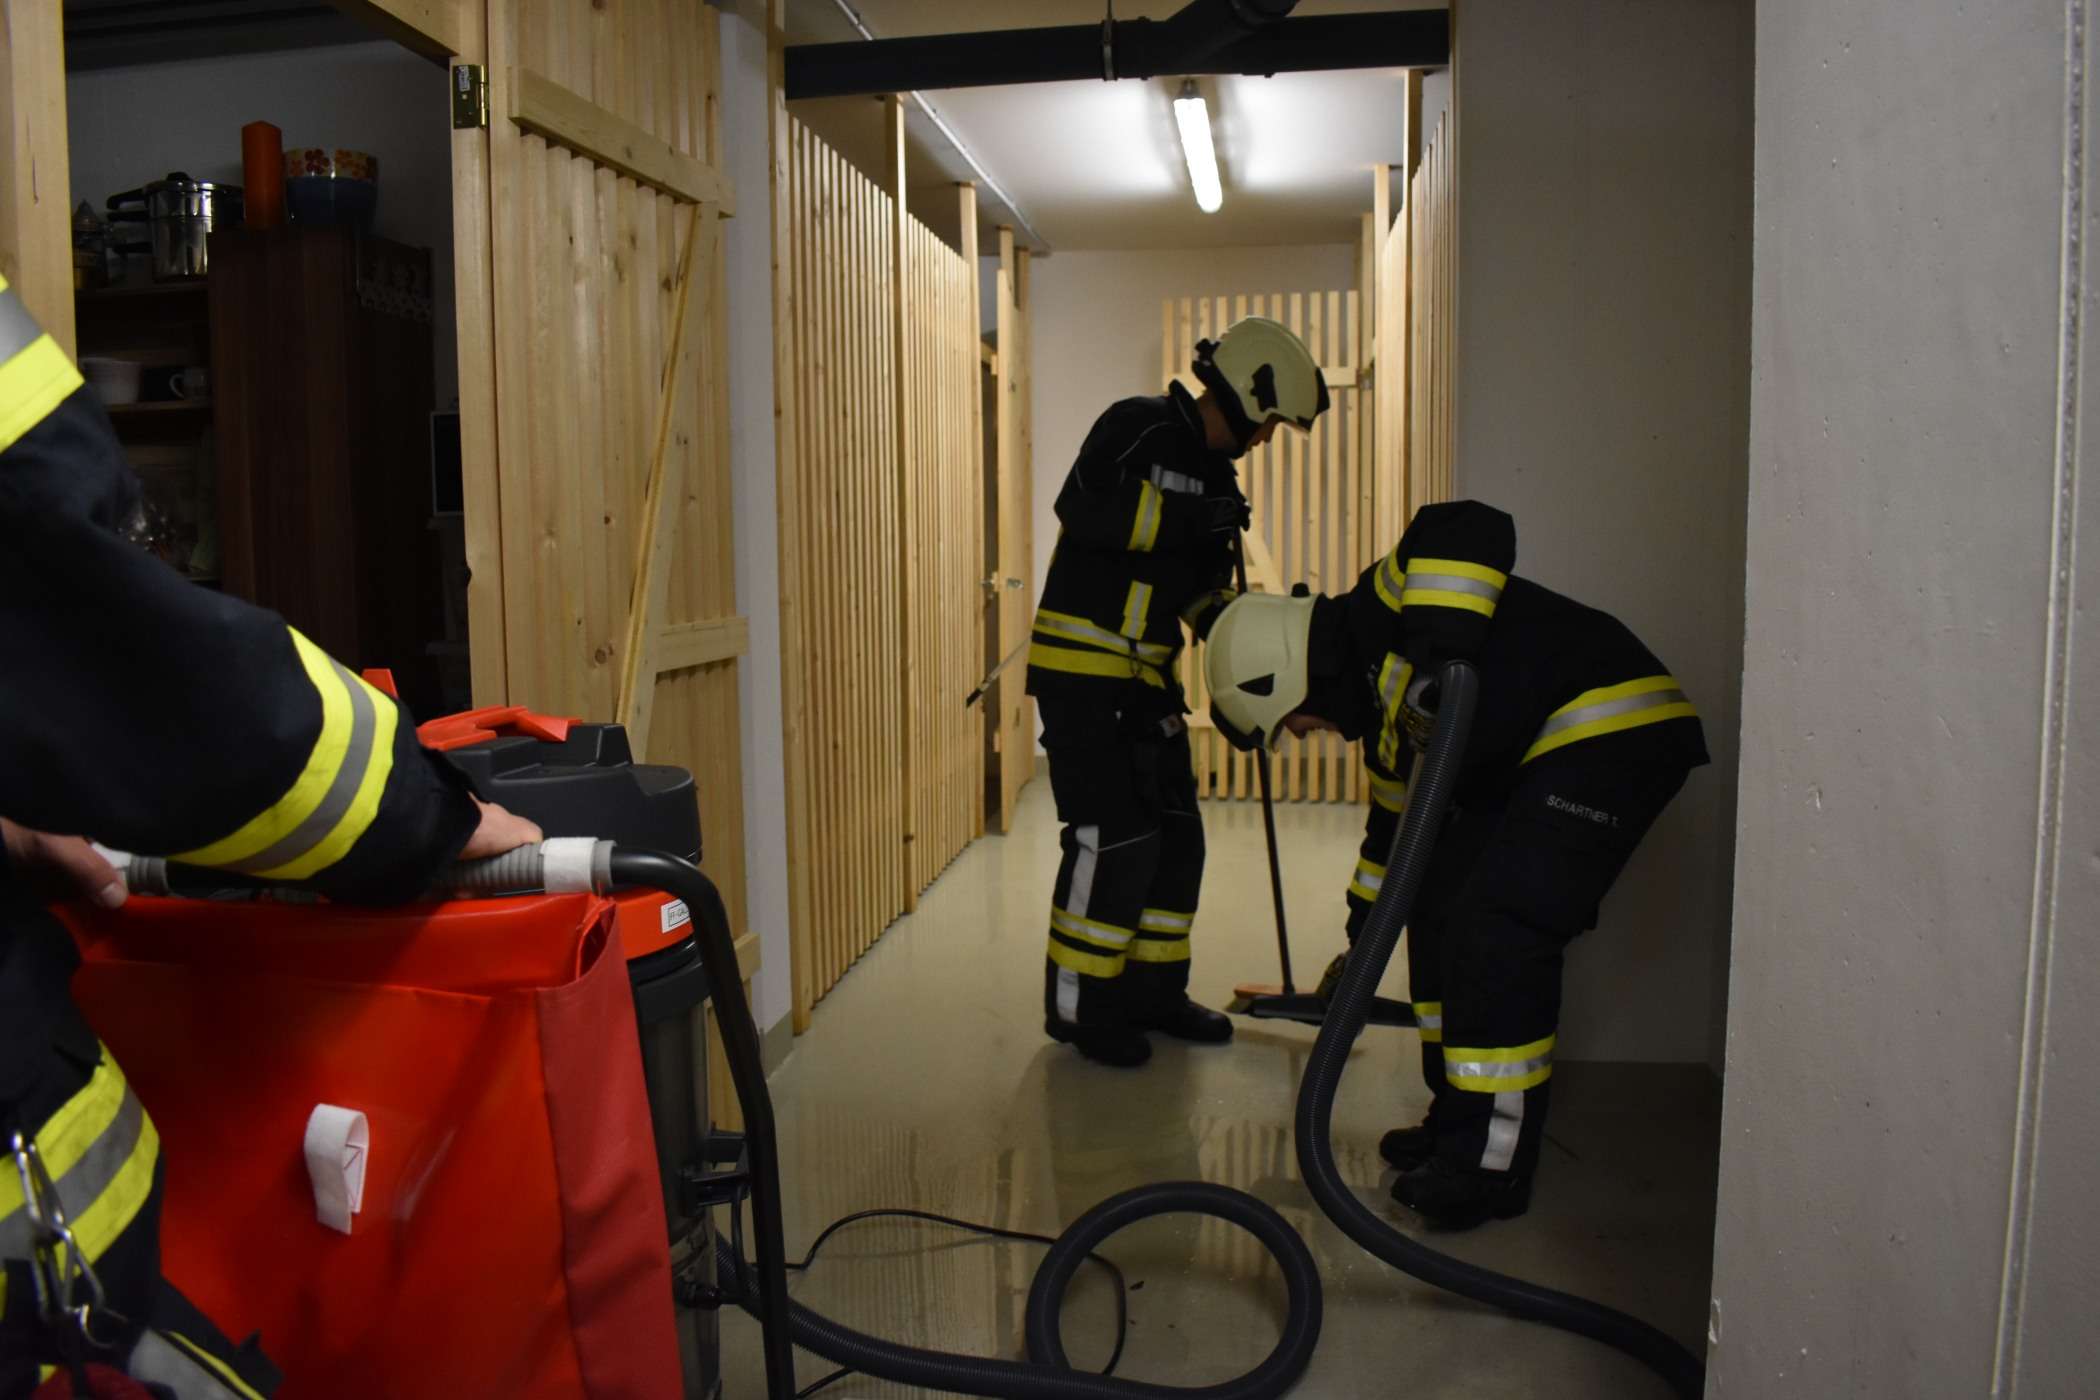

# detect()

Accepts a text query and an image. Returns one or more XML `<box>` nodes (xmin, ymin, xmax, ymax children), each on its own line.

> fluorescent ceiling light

<box><xmin>1173</xmin><ymin>84</ymin><xmax>1223</xmax><ymax>214</ymax></box>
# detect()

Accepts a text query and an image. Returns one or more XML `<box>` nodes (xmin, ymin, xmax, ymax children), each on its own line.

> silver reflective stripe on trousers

<box><xmin>0</xmin><ymin>1087</ymin><xmax>145</xmax><ymax>1263</ymax></box>
<box><xmin>1533</xmin><ymin>685</ymin><xmax>1690</xmax><ymax>744</ymax></box>
<box><xmin>1068</xmin><ymin>825</ymin><xmax>1101</xmax><ymax>915</ymax></box>
<box><xmin>128</xmin><ymin>1331</ymin><xmax>253</xmax><ymax>1400</ymax></box>
<box><xmin>224</xmin><ymin>660</ymin><xmax>377</xmax><ymax>873</ymax></box>
<box><xmin>0</xmin><ymin>283</ymin><xmax>46</xmax><ymax>363</ymax></box>
<box><xmin>1056</xmin><ymin>968</ymin><xmax>1081</xmax><ymax>1023</ymax></box>
<box><xmin>1481</xmin><ymin>1090</ymin><xmax>1524</xmax><ymax>1173</ymax></box>
<box><xmin>1445</xmin><ymin>1051</ymin><xmax>1554</xmax><ymax>1084</ymax></box>
<box><xmin>1402</xmin><ymin>571</ymin><xmax>1503</xmax><ymax>602</ymax></box>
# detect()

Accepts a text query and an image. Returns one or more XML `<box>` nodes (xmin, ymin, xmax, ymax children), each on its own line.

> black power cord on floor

<box><xmin>770</xmin><ymin>1206</ymin><xmax>1135</xmax><ymax>1399</ymax></box>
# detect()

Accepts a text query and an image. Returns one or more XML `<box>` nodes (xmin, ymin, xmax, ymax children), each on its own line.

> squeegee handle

<box><xmin>1229</xmin><ymin>530</ymin><xmax>1297</xmax><ymax>996</ymax></box>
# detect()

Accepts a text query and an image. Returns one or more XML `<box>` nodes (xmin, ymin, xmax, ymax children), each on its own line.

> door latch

<box><xmin>452</xmin><ymin>65</ymin><xmax>490</xmax><ymax>130</ymax></box>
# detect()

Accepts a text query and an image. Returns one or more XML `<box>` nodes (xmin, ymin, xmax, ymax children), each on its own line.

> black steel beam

<box><xmin>785</xmin><ymin>9</ymin><xmax>1450</xmax><ymax>101</ymax></box>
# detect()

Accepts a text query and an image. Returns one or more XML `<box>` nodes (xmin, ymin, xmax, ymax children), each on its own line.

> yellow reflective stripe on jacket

<box><xmin>1375</xmin><ymin>653</ymin><xmax>1411</xmax><ymax>771</ymax></box>
<box><xmin>1399</xmin><ymin>556</ymin><xmax>1507</xmax><ymax>618</ymax></box>
<box><xmin>1373</xmin><ymin>544</ymin><xmax>1407</xmax><ymax>614</ymax></box>
<box><xmin>129</xmin><ymin>1331</ymin><xmax>271</xmax><ymax>1400</ymax></box>
<box><xmin>0</xmin><ymin>274</ymin><xmax>86</xmax><ymax>454</ymax></box>
<box><xmin>1034</xmin><ymin>609</ymin><xmax>1176</xmax><ymax>664</ymax></box>
<box><xmin>175</xmin><ymin>629</ymin><xmax>399</xmax><ymax>878</ymax></box>
<box><xmin>1129</xmin><ymin>479</ymin><xmax>1165</xmax><ymax>552</ymax></box>
<box><xmin>1369</xmin><ymin>771</ymin><xmax>1409</xmax><ymax>814</ymax></box>
<box><xmin>1443</xmin><ymin>1034</ymin><xmax>1556</xmax><ymax>1092</ymax></box>
<box><xmin>1028</xmin><ymin>641</ymin><xmax>1168</xmax><ymax>689</ymax></box>
<box><xmin>1522</xmin><ymin>675</ymin><xmax>1697</xmax><ymax>763</ymax></box>
<box><xmin>1412</xmin><ymin>1000</ymin><xmax>1444</xmax><ymax>1044</ymax></box>
<box><xmin>1348</xmin><ymin>857</ymin><xmax>1387</xmax><ymax>904</ymax></box>
<box><xmin>1120</xmin><ymin>581</ymin><xmax>1154</xmax><ymax>641</ymax></box>
<box><xmin>0</xmin><ymin>1050</ymin><xmax>161</xmax><ymax>1318</ymax></box>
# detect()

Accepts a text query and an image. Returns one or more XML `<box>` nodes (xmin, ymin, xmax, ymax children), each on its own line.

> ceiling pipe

<box><xmin>786</xmin><ymin>6</ymin><xmax>1448</xmax><ymax>102</ymax></box>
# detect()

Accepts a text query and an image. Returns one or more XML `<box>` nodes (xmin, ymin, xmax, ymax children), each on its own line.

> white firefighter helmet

<box><xmin>1193</xmin><ymin>316</ymin><xmax>1330</xmax><ymax>443</ymax></box>
<box><xmin>1203</xmin><ymin>591</ymin><xmax>1318</xmax><ymax>751</ymax></box>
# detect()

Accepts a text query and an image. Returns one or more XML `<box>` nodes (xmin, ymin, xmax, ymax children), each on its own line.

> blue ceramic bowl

<box><xmin>286</xmin><ymin>174</ymin><xmax>378</xmax><ymax>231</ymax></box>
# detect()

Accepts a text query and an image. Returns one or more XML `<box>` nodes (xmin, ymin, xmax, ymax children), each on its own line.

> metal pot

<box><xmin>107</xmin><ymin>173</ymin><xmax>243</xmax><ymax>281</ymax></box>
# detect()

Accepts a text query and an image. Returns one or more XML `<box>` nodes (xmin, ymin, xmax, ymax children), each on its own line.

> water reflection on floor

<box><xmin>719</xmin><ymin>780</ymin><xmax>1718</xmax><ymax>1399</ymax></box>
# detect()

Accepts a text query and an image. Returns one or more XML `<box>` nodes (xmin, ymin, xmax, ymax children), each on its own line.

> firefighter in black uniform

<box><xmin>0</xmin><ymin>275</ymin><xmax>540</xmax><ymax>1395</ymax></box>
<box><xmin>1204</xmin><ymin>500</ymin><xmax>1708</xmax><ymax>1226</ymax></box>
<box><xmin>1028</xmin><ymin>317</ymin><xmax>1328</xmax><ymax>1068</ymax></box>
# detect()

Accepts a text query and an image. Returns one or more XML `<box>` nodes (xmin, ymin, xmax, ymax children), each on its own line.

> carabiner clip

<box><xmin>8</xmin><ymin>1129</ymin><xmax>115</xmax><ymax>1343</ymax></box>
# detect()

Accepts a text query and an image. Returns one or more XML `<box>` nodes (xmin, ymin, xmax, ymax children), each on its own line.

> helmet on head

<box><xmin>1193</xmin><ymin>316</ymin><xmax>1330</xmax><ymax>450</ymax></box>
<box><xmin>1203</xmin><ymin>591</ymin><xmax>1318</xmax><ymax>752</ymax></box>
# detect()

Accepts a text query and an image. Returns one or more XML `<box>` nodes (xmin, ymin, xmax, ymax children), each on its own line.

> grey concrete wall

<box><xmin>1453</xmin><ymin>0</ymin><xmax>1753</xmax><ymax>1065</ymax></box>
<box><xmin>1709</xmin><ymin>0</ymin><xmax>2098</xmax><ymax>1393</ymax></box>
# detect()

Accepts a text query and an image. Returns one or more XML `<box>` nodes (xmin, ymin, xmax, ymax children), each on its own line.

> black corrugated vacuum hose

<box><xmin>609</xmin><ymin>848</ymin><xmax>1323</xmax><ymax>1400</ymax></box>
<box><xmin>1290</xmin><ymin>660</ymin><xmax>1706</xmax><ymax>1399</ymax></box>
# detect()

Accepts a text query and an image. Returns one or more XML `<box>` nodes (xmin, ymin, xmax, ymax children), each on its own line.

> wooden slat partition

<box><xmin>781</xmin><ymin>117</ymin><xmax>906</xmax><ymax>1016</ymax></box>
<box><xmin>1162</xmin><ymin>291</ymin><xmax>1370</xmax><ymax>806</ymax></box>
<box><xmin>776</xmin><ymin>114</ymin><xmax>991</xmax><ymax>1022</ymax></box>
<box><xmin>1410</xmin><ymin>108</ymin><xmax>1457</xmax><ymax>513</ymax></box>
<box><xmin>901</xmin><ymin>210</ymin><xmax>987</xmax><ymax>895</ymax></box>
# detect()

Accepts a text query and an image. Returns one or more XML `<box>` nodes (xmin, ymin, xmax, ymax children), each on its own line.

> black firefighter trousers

<box><xmin>1038</xmin><ymin>687</ymin><xmax>1203</xmax><ymax>1029</ymax></box>
<box><xmin>1404</xmin><ymin>734</ymin><xmax>1694</xmax><ymax>1179</ymax></box>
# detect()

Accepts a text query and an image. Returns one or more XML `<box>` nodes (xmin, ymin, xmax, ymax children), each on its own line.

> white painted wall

<box><xmin>67</xmin><ymin>43</ymin><xmax>459</xmax><ymax>405</ymax></box>
<box><xmin>1452</xmin><ymin>0</ymin><xmax>1753</xmax><ymax>1066</ymax></box>
<box><xmin>718</xmin><ymin>10</ymin><xmax>793</xmax><ymax>1040</ymax></box>
<box><xmin>1025</xmin><ymin>244</ymin><xmax>1358</xmax><ymax>745</ymax></box>
<box><xmin>1709</xmin><ymin>0</ymin><xmax>2098</xmax><ymax>1392</ymax></box>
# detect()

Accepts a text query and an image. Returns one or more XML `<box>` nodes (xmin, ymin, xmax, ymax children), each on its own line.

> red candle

<box><xmin>242</xmin><ymin>121</ymin><xmax>284</xmax><ymax>228</ymax></box>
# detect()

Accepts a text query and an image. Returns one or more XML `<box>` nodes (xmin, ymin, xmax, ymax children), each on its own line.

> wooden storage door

<box><xmin>463</xmin><ymin>0</ymin><xmax>746</xmax><ymax>926</ymax></box>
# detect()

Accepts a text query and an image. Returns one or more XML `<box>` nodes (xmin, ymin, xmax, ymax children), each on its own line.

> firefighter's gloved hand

<box><xmin>1203</xmin><ymin>494</ymin><xmax>1252</xmax><ymax>536</ymax></box>
<box><xmin>1402</xmin><ymin>671</ymin><xmax>1440</xmax><ymax>751</ymax></box>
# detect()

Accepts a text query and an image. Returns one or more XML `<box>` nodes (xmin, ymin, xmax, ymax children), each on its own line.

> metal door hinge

<box><xmin>452</xmin><ymin>65</ymin><xmax>490</xmax><ymax>129</ymax></box>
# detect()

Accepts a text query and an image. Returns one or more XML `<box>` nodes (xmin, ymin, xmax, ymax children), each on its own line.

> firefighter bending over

<box><xmin>1205</xmin><ymin>500</ymin><xmax>1707</xmax><ymax>1226</ymax></box>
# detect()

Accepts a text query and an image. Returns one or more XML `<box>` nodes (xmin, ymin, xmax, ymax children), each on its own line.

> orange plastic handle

<box><xmin>418</xmin><ymin>704</ymin><xmax>577</xmax><ymax>752</ymax></box>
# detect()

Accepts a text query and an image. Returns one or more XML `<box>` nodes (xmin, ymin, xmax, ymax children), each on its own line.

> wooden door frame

<box><xmin>2</xmin><ymin>0</ymin><xmax>77</xmax><ymax>356</ymax></box>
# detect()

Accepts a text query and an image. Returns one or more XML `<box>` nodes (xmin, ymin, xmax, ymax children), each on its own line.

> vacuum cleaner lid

<box><xmin>420</xmin><ymin>706</ymin><xmax>702</xmax><ymax>863</ymax></box>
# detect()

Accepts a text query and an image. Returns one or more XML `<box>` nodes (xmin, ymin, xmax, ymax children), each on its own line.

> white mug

<box><xmin>170</xmin><ymin>366</ymin><xmax>209</xmax><ymax>400</ymax></box>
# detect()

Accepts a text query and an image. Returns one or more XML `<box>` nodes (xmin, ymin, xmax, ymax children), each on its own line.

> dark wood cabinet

<box><xmin>208</xmin><ymin>226</ymin><xmax>443</xmax><ymax>711</ymax></box>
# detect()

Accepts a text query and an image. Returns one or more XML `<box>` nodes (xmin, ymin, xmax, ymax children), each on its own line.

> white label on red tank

<box><xmin>661</xmin><ymin>899</ymin><xmax>692</xmax><ymax>934</ymax></box>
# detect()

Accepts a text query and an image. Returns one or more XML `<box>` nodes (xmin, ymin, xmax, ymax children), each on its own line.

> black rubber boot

<box><xmin>1390</xmin><ymin>1160</ymin><xmax>1532</xmax><ymax>1229</ymax></box>
<box><xmin>1377</xmin><ymin>1121</ymin><xmax>1437</xmax><ymax>1172</ymax></box>
<box><xmin>1136</xmin><ymin>997</ymin><xmax>1234</xmax><ymax>1044</ymax></box>
<box><xmin>1046</xmin><ymin>1018</ymin><xmax>1153</xmax><ymax>1068</ymax></box>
